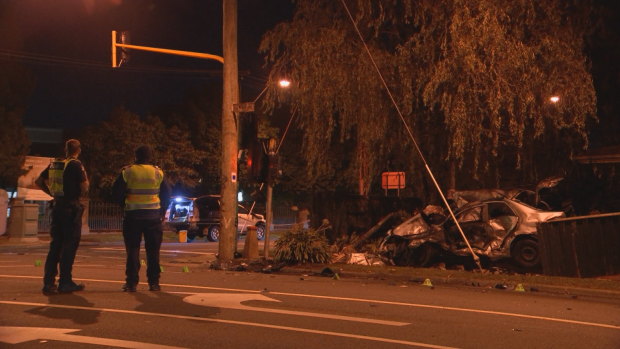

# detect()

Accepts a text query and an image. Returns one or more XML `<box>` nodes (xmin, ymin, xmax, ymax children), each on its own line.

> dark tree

<box><xmin>0</xmin><ymin>62</ymin><xmax>33</xmax><ymax>190</ymax></box>
<box><xmin>81</xmin><ymin>107</ymin><xmax>208</xmax><ymax>199</ymax></box>
<box><xmin>260</xmin><ymin>0</ymin><xmax>597</xmax><ymax>198</ymax></box>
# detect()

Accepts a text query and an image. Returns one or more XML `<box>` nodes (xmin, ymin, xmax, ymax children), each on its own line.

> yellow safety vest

<box><xmin>48</xmin><ymin>158</ymin><xmax>73</xmax><ymax>197</ymax></box>
<box><xmin>122</xmin><ymin>164</ymin><xmax>164</xmax><ymax>211</ymax></box>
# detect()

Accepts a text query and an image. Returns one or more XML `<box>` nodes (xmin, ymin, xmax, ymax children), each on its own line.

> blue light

<box><xmin>175</xmin><ymin>197</ymin><xmax>183</xmax><ymax>203</ymax></box>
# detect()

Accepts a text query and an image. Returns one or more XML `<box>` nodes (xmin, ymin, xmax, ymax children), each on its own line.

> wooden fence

<box><xmin>538</xmin><ymin>212</ymin><xmax>620</xmax><ymax>277</ymax></box>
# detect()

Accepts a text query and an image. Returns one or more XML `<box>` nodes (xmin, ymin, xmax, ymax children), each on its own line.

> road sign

<box><xmin>381</xmin><ymin>172</ymin><xmax>405</xmax><ymax>190</ymax></box>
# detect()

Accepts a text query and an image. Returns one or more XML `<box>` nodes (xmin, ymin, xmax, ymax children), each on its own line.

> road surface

<box><xmin>0</xmin><ymin>239</ymin><xmax>619</xmax><ymax>348</ymax></box>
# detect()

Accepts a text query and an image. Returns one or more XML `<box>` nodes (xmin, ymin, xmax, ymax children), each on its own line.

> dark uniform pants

<box><xmin>123</xmin><ymin>217</ymin><xmax>163</xmax><ymax>286</ymax></box>
<box><xmin>44</xmin><ymin>202</ymin><xmax>84</xmax><ymax>286</ymax></box>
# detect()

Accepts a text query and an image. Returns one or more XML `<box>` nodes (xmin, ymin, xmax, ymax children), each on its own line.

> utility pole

<box><xmin>219</xmin><ymin>0</ymin><xmax>239</xmax><ymax>265</ymax></box>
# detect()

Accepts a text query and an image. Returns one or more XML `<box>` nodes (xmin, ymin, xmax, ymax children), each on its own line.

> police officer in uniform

<box><xmin>35</xmin><ymin>139</ymin><xmax>89</xmax><ymax>294</ymax></box>
<box><xmin>112</xmin><ymin>145</ymin><xmax>170</xmax><ymax>292</ymax></box>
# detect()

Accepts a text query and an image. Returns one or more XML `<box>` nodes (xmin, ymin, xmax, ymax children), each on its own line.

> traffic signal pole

<box><xmin>219</xmin><ymin>0</ymin><xmax>240</xmax><ymax>265</ymax></box>
<box><xmin>111</xmin><ymin>30</ymin><xmax>224</xmax><ymax>67</ymax></box>
<box><xmin>110</xmin><ymin>1</ymin><xmax>238</xmax><ymax>266</ymax></box>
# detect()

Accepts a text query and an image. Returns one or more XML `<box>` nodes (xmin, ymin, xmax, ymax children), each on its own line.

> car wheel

<box><xmin>511</xmin><ymin>238</ymin><xmax>540</xmax><ymax>268</ymax></box>
<box><xmin>207</xmin><ymin>225</ymin><xmax>220</xmax><ymax>242</ymax></box>
<box><xmin>255</xmin><ymin>223</ymin><xmax>266</xmax><ymax>241</ymax></box>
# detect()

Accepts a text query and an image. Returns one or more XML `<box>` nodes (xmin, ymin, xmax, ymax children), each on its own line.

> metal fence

<box><xmin>88</xmin><ymin>201</ymin><xmax>123</xmax><ymax>231</ymax></box>
<box><xmin>38</xmin><ymin>201</ymin><xmax>296</xmax><ymax>233</ymax></box>
<box><xmin>37</xmin><ymin>200</ymin><xmax>124</xmax><ymax>232</ymax></box>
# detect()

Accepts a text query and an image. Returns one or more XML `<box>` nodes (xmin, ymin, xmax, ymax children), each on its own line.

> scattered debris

<box><xmin>495</xmin><ymin>284</ymin><xmax>508</xmax><ymax>290</ymax></box>
<box><xmin>320</xmin><ymin>267</ymin><xmax>336</xmax><ymax>277</ymax></box>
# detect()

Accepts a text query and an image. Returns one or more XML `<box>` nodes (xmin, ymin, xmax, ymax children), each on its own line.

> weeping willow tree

<box><xmin>260</xmin><ymin>0</ymin><xmax>597</xmax><ymax>198</ymax></box>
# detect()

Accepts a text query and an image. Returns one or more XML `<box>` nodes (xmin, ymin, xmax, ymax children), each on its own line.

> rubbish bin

<box><xmin>7</xmin><ymin>198</ymin><xmax>39</xmax><ymax>241</ymax></box>
<box><xmin>0</xmin><ymin>189</ymin><xmax>8</xmax><ymax>235</ymax></box>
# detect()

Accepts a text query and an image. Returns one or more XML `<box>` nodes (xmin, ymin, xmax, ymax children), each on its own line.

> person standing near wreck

<box><xmin>112</xmin><ymin>145</ymin><xmax>170</xmax><ymax>292</ymax></box>
<box><xmin>36</xmin><ymin>139</ymin><xmax>89</xmax><ymax>294</ymax></box>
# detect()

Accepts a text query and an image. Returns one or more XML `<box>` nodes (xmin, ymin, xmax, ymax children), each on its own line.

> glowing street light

<box><xmin>278</xmin><ymin>79</ymin><xmax>291</xmax><ymax>88</ymax></box>
<box><xmin>549</xmin><ymin>96</ymin><xmax>560</xmax><ymax>103</ymax></box>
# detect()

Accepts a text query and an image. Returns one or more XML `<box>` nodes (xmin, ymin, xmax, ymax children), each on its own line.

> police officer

<box><xmin>35</xmin><ymin>139</ymin><xmax>89</xmax><ymax>294</ymax></box>
<box><xmin>112</xmin><ymin>145</ymin><xmax>170</xmax><ymax>292</ymax></box>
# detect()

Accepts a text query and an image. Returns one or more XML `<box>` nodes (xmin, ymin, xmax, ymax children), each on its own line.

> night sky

<box><xmin>0</xmin><ymin>0</ymin><xmax>294</xmax><ymax>130</ymax></box>
<box><xmin>1</xmin><ymin>0</ymin><xmax>619</xmax><ymax>149</ymax></box>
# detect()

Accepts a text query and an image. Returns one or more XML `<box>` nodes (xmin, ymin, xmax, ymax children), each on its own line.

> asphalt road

<box><xmin>1</xmin><ymin>238</ymin><xmax>619</xmax><ymax>348</ymax></box>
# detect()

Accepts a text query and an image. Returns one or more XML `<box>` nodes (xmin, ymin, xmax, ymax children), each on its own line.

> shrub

<box><xmin>274</xmin><ymin>227</ymin><xmax>330</xmax><ymax>264</ymax></box>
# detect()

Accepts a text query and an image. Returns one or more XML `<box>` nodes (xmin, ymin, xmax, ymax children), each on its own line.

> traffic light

<box><xmin>119</xmin><ymin>31</ymin><xmax>130</xmax><ymax>67</ymax></box>
<box><xmin>246</xmin><ymin>138</ymin><xmax>268</xmax><ymax>182</ymax></box>
<box><xmin>112</xmin><ymin>30</ymin><xmax>130</xmax><ymax>68</ymax></box>
<box><xmin>267</xmin><ymin>153</ymin><xmax>280</xmax><ymax>185</ymax></box>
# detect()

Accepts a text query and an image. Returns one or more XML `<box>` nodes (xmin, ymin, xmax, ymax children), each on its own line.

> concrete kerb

<box><xmin>275</xmin><ymin>264</ymin><xmax>620</xmax><ymax>302</ymax></box>
<box><xmin>2</xmin><ymin>232</ymin><xmax>619</xmax><ymax>301</ymax></box>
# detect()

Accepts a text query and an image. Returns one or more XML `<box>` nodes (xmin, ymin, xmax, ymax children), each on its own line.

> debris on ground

<box><xmin>319</xmin><ymin>267</ymin><xmax>336</xmax><ymax>277</ymax></box>
<box><xmin>347</xmin><ymin>252</ymin><xmax>385</xmax><ymax>266</ymax></box>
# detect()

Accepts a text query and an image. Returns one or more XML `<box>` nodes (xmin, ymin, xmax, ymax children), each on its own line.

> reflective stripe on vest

<box><xmin>48</xmin><ymin>158</ymin><xmax>71</xmax><ymax>197</ymax></box>
<box><xmin>122</xmin><ymin>164</ymin><xmax>163</xmax><ymax>211</ymax></box>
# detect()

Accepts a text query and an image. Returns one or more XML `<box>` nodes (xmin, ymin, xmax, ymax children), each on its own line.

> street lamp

<box><xmin>549</xmin><ymin>96</ymin><xmax>560</xmax><ymax>103</ymax></box>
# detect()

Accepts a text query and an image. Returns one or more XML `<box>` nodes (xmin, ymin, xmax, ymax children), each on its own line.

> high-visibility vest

<box><xmin>122</xmin><ymin>164</ymin><xmax>164</xmax><ymax>211</ymax></box>
<box><xmin>48</xmin><ymin>158</ymin><xmax>74</xmax><ymax>197</ymax></box>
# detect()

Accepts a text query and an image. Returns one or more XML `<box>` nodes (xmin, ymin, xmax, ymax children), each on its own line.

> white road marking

<box><xmin>182</xmin><ymin>292</ymin><xmax>408</xmax><ymax>326</ymax></box>
<box><xmin>1</xmin><ymin>274</ymin><xmax>618</xmax><ymax>330</ymax></box>
<box><xmin>0</xmin><ymin>301</ymin><xmax>457</xmax><ymax>349</ymax></box>
<box><xmin>0</xmin><ymin>326</ymin><xmax>186</xmax><ymax>349</ymax></box>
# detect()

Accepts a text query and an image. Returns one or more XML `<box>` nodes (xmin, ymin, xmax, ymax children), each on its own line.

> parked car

<box><xmin>165</xmin><ymin>195</ymin><xmax>266</xmax><ymax>242</ymax></box>
<box><xmin>379</xmin><ymin>198</ymin><xmax>565</xmax><ymax>268</ymax></box>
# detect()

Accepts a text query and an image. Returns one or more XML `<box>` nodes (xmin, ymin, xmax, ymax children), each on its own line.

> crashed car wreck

<box><xmin>379</xmin><ymin>197</ymin><xmax>565</xmax><ymax>268</ymax></box>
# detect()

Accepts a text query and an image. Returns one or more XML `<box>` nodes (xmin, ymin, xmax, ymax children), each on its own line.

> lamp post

<box><xmin>264</xmin><ymin>137</ymin><xmax>278</xmax><ymax>259</ymax></box>
<box><xmin>235</xmin><ymin>79</ymin><xmax>290</xmax><ymax>259</ymax></box>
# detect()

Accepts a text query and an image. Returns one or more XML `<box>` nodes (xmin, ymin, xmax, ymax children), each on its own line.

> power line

<box><xmin>0</xmin><ymin>49</ymin><xmax>222</xmax><ymax>78</ymax></box>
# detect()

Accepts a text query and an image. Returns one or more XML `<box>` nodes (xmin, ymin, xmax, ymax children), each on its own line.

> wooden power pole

<box><xmin>219</xmin><ymin>0</ymin><xmax>239</xmax><ymax>265</ymax></box>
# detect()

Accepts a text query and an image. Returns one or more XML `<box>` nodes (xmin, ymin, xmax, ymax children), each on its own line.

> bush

<box><xmin>274</xmin><ymin>227</ymin><xmax>330</xmax><ymax>264</ymax></box>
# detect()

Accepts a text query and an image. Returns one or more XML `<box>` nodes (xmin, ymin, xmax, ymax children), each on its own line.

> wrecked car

<box><xmin>380</xmin><ymin>198</ymin><xmax>565</xmax><ymax>268</ymax></box>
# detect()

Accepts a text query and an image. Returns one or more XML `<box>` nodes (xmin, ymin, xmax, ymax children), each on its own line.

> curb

<box><xmin>277</xmin><ymin>265</ymin><xmax>620</xmax><ymax>302</ymax></box>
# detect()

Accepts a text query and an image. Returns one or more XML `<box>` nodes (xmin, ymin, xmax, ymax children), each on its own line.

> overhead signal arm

<box><xmin>111</xmin><ymin>30</ymin><xmax>224</xmax><ymax>68</ymax></box>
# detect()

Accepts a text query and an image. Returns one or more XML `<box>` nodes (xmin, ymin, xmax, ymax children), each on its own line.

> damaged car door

<box><xmin>444</xmin><ymin>201</ymin><xmax>518</xmax><ymax>258</ymax></box>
